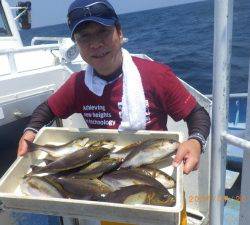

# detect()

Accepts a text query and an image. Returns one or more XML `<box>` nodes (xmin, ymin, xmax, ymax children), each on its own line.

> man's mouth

<box><xmin>92</xmin><ymin>51</ymin><xmax>110</xmax><ymax>59</ymax></box>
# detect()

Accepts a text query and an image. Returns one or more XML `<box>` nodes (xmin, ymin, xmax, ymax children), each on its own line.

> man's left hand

<box><xmin>172</xmin><ymin>139</ymin><xmax>201</xmax><ymax>174</ymax></box>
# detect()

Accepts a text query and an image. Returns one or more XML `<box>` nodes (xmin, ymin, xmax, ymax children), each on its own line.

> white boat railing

<box><xmin>31</xmin><ymin>37</ymin><xmax>66</xmax><ymax>46</ymax></box>
<box><xmin>239</xmin><ymin>60</ymin><xmax>250</xmax><ymax>225</ymax></box>
<box><xmin>0</xmin><ymin>44</ymin><xmax>60</xmax><ymax>75</ymax></box>
<box><xmin>205</xmin><ymin>93</ymin><xmax>248</xmax><ymax>99</ymax></box>
<box><xmin>210</xmin><ymin>1</ymin><xmax>250</xmax><ymax>225</ymax></box>
<box><xmin>0</xmin><ymin>44</ymin><xmax>60</xmax><ymax>55</ymax></box>
<box><xmin>31</xmin><ymin>36</ymin><xmax>129</xmax><ymax>46</ymax></box>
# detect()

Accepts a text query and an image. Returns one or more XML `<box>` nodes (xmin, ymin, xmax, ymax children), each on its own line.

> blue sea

<box><xmin>20</xmin><ymin>0</ymin><xmax>250</xmax><ymax>95</ymax></box>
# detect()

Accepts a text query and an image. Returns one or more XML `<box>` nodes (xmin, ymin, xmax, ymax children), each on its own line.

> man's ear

<box><xmin>116</xmin><ymin>26</ymin><xmax>123</xmax><ymax>37</ymax></box>
<box><xmin>119</xmin><ymin>31</ymin><xmax>124</xmax><ymax>44</ymax></box>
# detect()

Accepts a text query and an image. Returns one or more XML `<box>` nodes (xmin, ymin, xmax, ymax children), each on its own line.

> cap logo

<box><xmin>83</xmin><ymin>6</ymin><xmax>92</xmax><ymax>17</ymax></box>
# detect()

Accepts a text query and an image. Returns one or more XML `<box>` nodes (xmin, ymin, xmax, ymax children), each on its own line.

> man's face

<box><xmin>74</xmin><ymin>22</ymin><xmax>123</xmax><ymax>75</ymax></box>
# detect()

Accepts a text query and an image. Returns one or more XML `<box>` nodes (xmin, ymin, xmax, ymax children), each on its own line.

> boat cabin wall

<box><xmin>0</xmin><ymin>0</ymin><xmax>23</xmax><ymax>49</ymax></box>
<box><xmin>0</xmin><ymin>48</ymin><xmax>60</xmax><ymax>76</ymax></box>
<box><xmin>0</xmin><ymin>67</ymin><xmax>73</xmax><ymax>125</ymax></box>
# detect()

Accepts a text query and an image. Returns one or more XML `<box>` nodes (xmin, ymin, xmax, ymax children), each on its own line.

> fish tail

<box><xmin>24</xmin><ymin>139</ymin><xmax>50</xmax><ymax>154</ymax></box>
<box><xmin>24</xmin><ymin>139</ymin><xmax>39</xmax><ymax>152</ymax></box>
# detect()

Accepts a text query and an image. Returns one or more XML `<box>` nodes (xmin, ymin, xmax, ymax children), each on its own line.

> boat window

<box><xmin>0</xmin><ymin>3</ymin><xmax>12</xmax><ymax>36</ymax></box>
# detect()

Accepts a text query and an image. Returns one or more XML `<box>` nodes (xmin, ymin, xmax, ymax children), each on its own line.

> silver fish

<box><xmin>120</xmin><ymin>139</ymin><xmax>179</xmax><ymax>168</ymax></box>
<box><xmin>28</xmin><ymin>144</ymin><xmax>114</xmax><ymax>175</ymax></box>
<box><xmin>109</xmin><ymin>141</ymin><xmax>142</xmax><ymax>160</ymax></box>
<box><xmin>53</xmin><ymin>177</ymin><xmax>114</xmax><ymax>200</ymax></box>
<box><xmin>25</xmin><ymin>137</ymin><xmax>90</xmax><ymax>158</ymax></box>
<box><xmin>101</xmin><ymin>185</ymin><xmax>176</xmax><ymax>206</ymax></box>
<box><xmin>133</xmin><ymin>166</ymin><xmax>176</xmax><ymax>189</ymax></box>
<box><xmin>20</xmin><ymin>176</ymin><xmax>64</xmax><ymax>198</ymax></box>
<box><xmin>67</xmin><ymin>156</ymin><xmax>122</xmax><ymax>179</ymax></box>
<box><xmin>101</xmin><ymin>168</ymin><xmax>169</xmax><ymax>193</ymax></box>
<box><xmin>86</xmin><ymin>140</ymin><xmax>115</xmax><ymax>148</ymax></box>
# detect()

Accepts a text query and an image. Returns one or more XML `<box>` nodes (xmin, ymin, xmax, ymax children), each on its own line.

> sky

<box><xmin>110</xmin><ymin>0</ymin><xmax>203</xmax><ymax>14</ymax></box>
<box><xmin>7</xmin><ymin>0</ymin><xmax>204</xmax><ymax>27</ymax></box>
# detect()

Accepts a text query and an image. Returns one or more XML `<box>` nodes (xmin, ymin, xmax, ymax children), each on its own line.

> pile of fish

<box><xmin>20</xmin><ymin>137</ymin><xmax>180</xmax><ymax>207</ymax></box>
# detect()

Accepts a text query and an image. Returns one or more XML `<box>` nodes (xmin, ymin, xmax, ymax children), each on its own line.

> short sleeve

<box><xmin>157</xmin><ymin>67</ymin><xmax>197</xmax><ymax>121</ymax></box>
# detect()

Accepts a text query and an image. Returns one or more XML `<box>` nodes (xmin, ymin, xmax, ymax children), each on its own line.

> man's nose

<box><xmin>89</xmin><ymin>35</ymin><xmax>104</xmax><ymax>48</ymax></box>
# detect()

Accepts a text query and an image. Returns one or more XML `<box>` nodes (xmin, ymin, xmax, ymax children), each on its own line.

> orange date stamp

<box><xmin>188</xmin><ymin>195</ymin><xmax>247</xmax><ymax>203</ymax></box>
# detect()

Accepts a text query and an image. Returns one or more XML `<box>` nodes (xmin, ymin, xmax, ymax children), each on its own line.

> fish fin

<box><xmin>44</xmin><ymin>154</ymin><xmax>58</xmax><ymax>162</ymax></box>
<box><xmin>43</xmin><ymin>159</ymin><xmax>55</xmax><ymax>165</ymax></box>
<box><xmin>30</xmin><ymin>165</ymin><xmax>43</xmax><ymax>174</ymax></box>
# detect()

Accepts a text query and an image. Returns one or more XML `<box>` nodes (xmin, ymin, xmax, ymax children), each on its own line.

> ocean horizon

<box><xmin>20</xmin><ymin>0</ymin><xmax>250</xmax><ymax>95</ymax></box>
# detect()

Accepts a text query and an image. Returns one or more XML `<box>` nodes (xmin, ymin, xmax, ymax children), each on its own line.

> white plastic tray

<box><xmin>0</xmin><ymin>127</ymin><xmax>184</xmax><ymax>225</ymax></box>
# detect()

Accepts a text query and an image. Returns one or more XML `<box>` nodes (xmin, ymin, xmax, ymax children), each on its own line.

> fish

<box><xmin>20</xmin><ymin>176</ymin><xmax>64</xmax><ymax>198</ymax></box>
<box><xmin>100</xmin><ymin>185</ymin><xmax>176</xmax><ymax>206</ymax></box>
<box><xmin>24</xmin><ymin>159</ymin><xmax>55</xmax><ymax>177</ymax></box>
<box><xmin>28</xmin><ymin>163</ymin><xmax>82</xmax><ymax>178</ymax></box>
<box><xmin>101</xmin><ymin>168</ymin><xmax>170</xmax><ymax>193</ymax></box>
<box><xmin>109</xmin><ymin>141</ymin><xmax>142</xmax><ymax>160</ymax></box>
<box><xmin>53</xmin><ymin>177</ymin><xmax>114</xmax><ymax>200</ymax></box>
<box><xmin>133</xmin><ymin>166</ymin><xmax>176</xmax><ymax>189</ymax></box>
<box><xmin>86</xmin><ymin>140</ymin><xmax>115</xmax><ymax>148</ymax></box>
<box><xmin>27</xmin><ymin>144</ymin><xmax>114</xmax><ymax>175</ymax></box>
<box><xmin>120</xmin><ymin>139</ymin><xmax>179</xmax><ymax>168</ymax></box>
<box><xmin>67</xmin><ymin>156</ymin><xmax>122</xmax><ymax>179</ymax></box>
<box><xmin>25</xmin><ymin>137</ymin><xmax>90</xmax><ymax>158</ymax></box>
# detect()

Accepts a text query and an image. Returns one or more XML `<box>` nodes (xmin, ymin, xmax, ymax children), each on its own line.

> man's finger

<box><xmin>17</xmin><ymin>141</ymin><xmax>27</xmax><ymax>156</ymax></box>
<box><xmin>183</xmin><ymin>158</ymin><xmax>199</xmax><ymax>174</ymax></box>
<box><xmin>193</xmin><ymin>163</ymin><xmax>199</xmax><ymax>171</ymax></box>
<box><xmin>17</xmin><ymin>130</ymin><xmax>36</xmax><ymax>157</ymax></box>
<box><xmin>172</xmin><ymin>146</ymin><xmax>186</xmax><ymax>167</ymax></box>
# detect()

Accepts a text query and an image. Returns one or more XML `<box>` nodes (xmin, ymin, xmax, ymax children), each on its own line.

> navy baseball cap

<box><xmin>67</xmin><ymin>0</ymin><xmax>119</xmax><ymax>40</ymax></box>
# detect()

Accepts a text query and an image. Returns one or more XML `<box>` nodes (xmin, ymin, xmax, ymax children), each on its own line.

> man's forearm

<box><xmin>25</xmin><ymin>101</ymin><xmax>56</xmax><ymax>133</ymax></box>
<box><xmin>185</xmin><ymin>103</ymin><xmax>211</xmax><ymax>139</ymax></box>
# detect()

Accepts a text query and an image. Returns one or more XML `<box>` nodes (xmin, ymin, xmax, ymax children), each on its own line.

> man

<box><xmin>17</xmin><ymin>0</ymin><xmax>210</xmax><ymax>174</ymax></box>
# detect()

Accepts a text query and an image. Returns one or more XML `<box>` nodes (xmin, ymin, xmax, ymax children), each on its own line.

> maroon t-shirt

<box><xmin>48</xmin><ymin>57</ymin><xmax>196</xmax><ymax>130</ymax></box>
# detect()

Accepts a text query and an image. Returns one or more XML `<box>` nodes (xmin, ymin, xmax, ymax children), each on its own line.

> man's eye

<box><xmin>79</xmin><ymin>35</ymin><xmax>89</xmax><ymax>41</ymax></box>
<box><xmin>80</xmin><ymin>34</ymin><xmax>87</xmax><ymax>39</ymax></box>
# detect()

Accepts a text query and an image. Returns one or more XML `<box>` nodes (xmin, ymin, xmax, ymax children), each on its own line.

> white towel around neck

<box><xmin>84</xmin><ymin>48</ymin><xmax>146</xmax><ymax>131</ymax></box>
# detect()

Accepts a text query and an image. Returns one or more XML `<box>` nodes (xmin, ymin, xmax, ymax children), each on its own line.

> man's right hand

<box><xmin>17</xmin><ymin>130</ymin><xmax>36</xmax><ymax>156</ymax></box>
